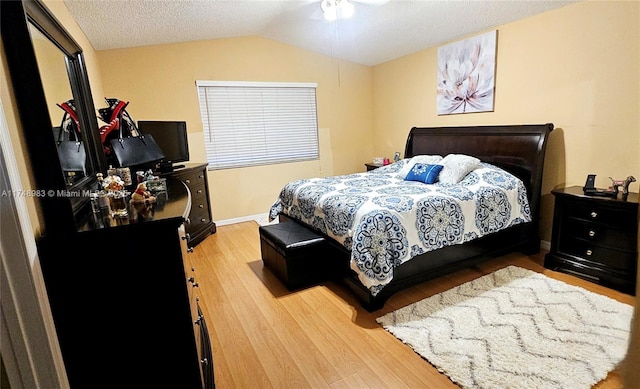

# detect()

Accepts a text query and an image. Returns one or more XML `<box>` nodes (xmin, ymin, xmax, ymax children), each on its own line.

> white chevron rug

<box><xmin>377</xmin><ymin>266</ymin><xmax>633</xmax><ymax>389</ymax></box>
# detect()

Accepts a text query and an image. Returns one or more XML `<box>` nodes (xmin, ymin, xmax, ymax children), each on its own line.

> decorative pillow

<box><xmin>438</xmin><ymin>154</ymin><xmax>481</xmax><ymax>184</ymax></box>
<box><xmin>397</xmin><ymin>155</ymin><xmax>443</xmax><ymax>178</ymax></box>
<box><xmin>404</xmin><ymin>163</ymin><xmax>443</xmax><ymax>184</ymax></box>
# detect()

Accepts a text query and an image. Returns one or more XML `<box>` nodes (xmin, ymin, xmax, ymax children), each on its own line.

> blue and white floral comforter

<box><xmin>268</xmin><ymin>160</ymin><xmax>532</xmax><ymax>296</ymax></box>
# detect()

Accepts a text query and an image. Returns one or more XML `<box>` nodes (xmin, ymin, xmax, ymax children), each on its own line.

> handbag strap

<box><xmin>57</xmin><ymin>101</ymin><xmax>82</xmax><ymax>143</ymax></box>
<box><xmin>56</xmin><ymin>116</ymin><xmax>81</xmax><ymax>144</ymax></box>
<box><xmin>115</xmin><ymin>101</ymin><xmax>132</xmax><ymax>140</ymax></box>
<box><xmin>56</xmin><ymin>112</ymin><xmax>68</xmax><ymax>143</ymax></box>
<box><xmin>57</xmin><ymin>101</ymin><xmax>80</xmax><ymax>132</ymax></box>
<box><xmin>109</xmin><ymin>99</ymin><xmax>128</xmax><ymax>123</ymax></box>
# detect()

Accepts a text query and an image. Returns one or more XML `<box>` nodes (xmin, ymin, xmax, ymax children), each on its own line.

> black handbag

<box><xmin>56</xmin><ymin>125</ymin><xmax>86</xmax><ymax>174</ymax></box>
<box><xmin>109</xmin><ymin>126</ymin><xmax>165</xmax><ymax>168</ymax></box>
<box><xmin>101</xmin><ymin>98</ymin><xmax>165</xmax><ymax>168</ymax></box>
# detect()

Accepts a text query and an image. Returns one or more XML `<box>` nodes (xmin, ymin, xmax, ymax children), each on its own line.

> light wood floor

<box><xmin>193</xmin><ymin>221</ymin><xmax>635</xmax><ymax>388</ymax></box>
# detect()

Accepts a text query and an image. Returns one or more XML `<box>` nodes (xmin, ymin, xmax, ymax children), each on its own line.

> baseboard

<box><xmin>216</xmin><ymin>212</ymin><xmax>269</xmax><ymax>226</ymax></box>
<box><xmin>540</xmin><ymin>240</ymin><xmax>550</xmax><ymax>251</ymax></box>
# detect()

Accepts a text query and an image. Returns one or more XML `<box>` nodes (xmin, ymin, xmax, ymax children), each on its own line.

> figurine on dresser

<box><xmin>609</xmin><ymin>175</ymin><xmax>636</xmax><ymax>197</ymax></box>
<box><xmin>131</xmin><ymin>182</ymin><xmax>156</xmax><ymax>204</ymax></box>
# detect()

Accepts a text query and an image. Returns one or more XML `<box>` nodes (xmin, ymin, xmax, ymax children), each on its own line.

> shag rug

<box><xmin>377</xmin><ymin>266</ymin><xmax>634</xmax><ymax>389</ymax></box>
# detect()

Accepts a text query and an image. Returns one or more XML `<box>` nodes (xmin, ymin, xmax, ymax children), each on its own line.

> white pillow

<box><xmin>438</xmin><ymin>154</ymin><xmax>481</xmax><ymax>184</ymax></box>
<box><xmin>397</xmin><ymin>155</ymin><xmax>443</xmax><ymax>178</ymax></box>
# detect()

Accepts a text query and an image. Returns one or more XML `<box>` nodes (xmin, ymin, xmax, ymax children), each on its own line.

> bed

<box><xmin>269</xmin><ymin>124</ymin><xmax>554</xmax><ymax>311</ymax></box>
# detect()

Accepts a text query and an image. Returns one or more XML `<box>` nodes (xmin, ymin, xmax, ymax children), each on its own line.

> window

<box><xmin>196</xmin><ymin>80</ymin><xmax>319</xmax><ymax>170</ymax></box>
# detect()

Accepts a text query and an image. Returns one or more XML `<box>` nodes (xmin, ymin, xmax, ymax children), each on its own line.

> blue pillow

<box><xmin>404</xmin><ymin>163</ymin><xmax>443</xmax><ymax>184</ymax></box>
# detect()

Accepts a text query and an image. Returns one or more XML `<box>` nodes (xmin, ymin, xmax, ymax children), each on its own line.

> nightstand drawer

<box><xmin>562</xmin><ymin>218</ymin><xmax>637</xmax><ymax>251</ymax></box>
<box><xmin>558</xmin><ymin>237</ymin><xmax>636</xmax><ymax>271</ymax></box>
<box><xmin>564</xmin><ymin>201</ymin><xmax>636</xmax><ymax>228</ymax></box>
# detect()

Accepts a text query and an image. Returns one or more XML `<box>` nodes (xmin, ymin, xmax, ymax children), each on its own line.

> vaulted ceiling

<box><xmin>64</xmin><ymin>0</ymin><xmax>577</xmax><ymax>66</ymax></box>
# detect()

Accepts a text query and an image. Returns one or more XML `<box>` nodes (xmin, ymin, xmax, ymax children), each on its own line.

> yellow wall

<box><xmin>31</xmin><ymin>31</ymin><xmax>74</xmax><ymax>125</ymax></box>
<box><xmin>372</xmin><ymin>1</ymin><xmax>640</xmax><ymax>241</ymax></box>
<box><xmin>96</xmin><ymin>37</ymin><xmax>374</xmax><ymax>221</ymax></box>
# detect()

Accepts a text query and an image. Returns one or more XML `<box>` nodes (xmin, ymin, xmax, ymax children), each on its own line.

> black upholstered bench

<box><xmin>259</xmin><ymin>221</ymin><xmax>347</xmax><ymax>290</ymax></box>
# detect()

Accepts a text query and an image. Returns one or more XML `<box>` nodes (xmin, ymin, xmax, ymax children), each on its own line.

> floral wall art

<box><xmin>437</xmin><ymin>30</ymin><xmax>497</xmax><ymax>115</ymax></box>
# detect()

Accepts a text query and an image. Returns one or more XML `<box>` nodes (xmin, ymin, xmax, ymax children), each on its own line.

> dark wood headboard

<box><xmin>404</xmin><ymin>123</ymin><xmax>554</xmax><ymax>221</ymax></box>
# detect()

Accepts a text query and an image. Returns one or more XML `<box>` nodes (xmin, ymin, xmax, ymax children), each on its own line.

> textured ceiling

<box><xmin>63</xmin><ymin>0</ymin><xmax>577</xmax><ymax>66</ymax></box>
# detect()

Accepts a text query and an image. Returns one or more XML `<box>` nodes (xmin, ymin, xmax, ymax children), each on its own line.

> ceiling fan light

<box><xmin>321</xmin><ymin>0</ymin><xmax>354</xmax><ymax>21</ymax></box>
<box><xmin>321</xmin><ymin>0</ymin><xmax>337</xmax><ymax>21</ymax></box>
<box><xmin>339</xmin><ymin>0</ymin><xmax>355</xmax><ymax>19</ymax></box>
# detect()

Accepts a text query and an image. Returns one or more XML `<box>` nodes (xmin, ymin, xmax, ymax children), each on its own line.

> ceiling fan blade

<box><xmin>309</xmin><ymin>4</ymin><xmax>326</xmax><ymax>20</ymax></box>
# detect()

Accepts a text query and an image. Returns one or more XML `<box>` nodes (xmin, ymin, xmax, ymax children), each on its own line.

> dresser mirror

<box><xmin>1</xmin><ymin>0</ymin><xmax>106</xmax><ymax>234</ymax></box>
<box><xmin>29</xmin><ymin>23</ymin><xmax>88</xmax><ymax>187</ymax></box>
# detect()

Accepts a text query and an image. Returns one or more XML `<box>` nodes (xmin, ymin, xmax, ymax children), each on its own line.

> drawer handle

<box><xmin>201</xmin><ymin>218</ymin><xmax>206</xmax><ymax>223</ymax></box>
<box><xmin>199</xmin><ymin>174</ymin><xmax>204</xmax><ymax>179</ymax></box>
<box><xmin>201</xmin><ymin>358</ymin><xmax>208</xmax><ymax>366</ymax></box>
<box><xmin>588</xmin><ymin>230</ymin><xmax>595</xmax><ymax>238</ymax></box>
<box><xmin>192</xmin><ymin>281</ymin><xmax>199</xmax><ymax>288</ymax></box>
<box><xmin>197</xmin><ymin>189</ymin><xmax>203</xmax><ymax>194</ymax></box>
<box><xmin>187</xmin><ymin>276</ymin><xmax>195</xmax><ymax>283</ymax></box>
<box><xmin>182</xmin><ymin>233</ymin><xmax>191</xmax><ymax>241</ymax></box>
<box><xmin>586</xmin><ymin>249</ymin><xmax>593</xmax><ymax>256</ymax></box>
<box><xmin>187</xmin><ymin>247</ymin><xmax>194</xmax><ymax>253</ymax></box>
<box><xmin>194</xmin><ymin>314</ymin><xmax>203</xmax><ymax>325</ymax></box>
<box><xmin>185</xmin><ymin>218</ymin><xmax>191</xmax><ymax>225</ymax></box>
<box><xmin>185</xmin><ymin>179</ymin><xmax>191</xmax><ymax>184</ymax></box>
<box><xmin>199</xmin><ymin>204</ymin><xmax>204</xmax><ymax>208</ymax></box>
<box><xmin>590</xmin><ymin>211</ymin><xmax>598</xmax><ymax>218</ymax></box>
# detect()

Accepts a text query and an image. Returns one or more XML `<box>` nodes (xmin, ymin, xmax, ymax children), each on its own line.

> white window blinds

<box><xmin>196</xmin><ymin>81</ymin><xmax>319</xmax><ymax>170</ymax></box>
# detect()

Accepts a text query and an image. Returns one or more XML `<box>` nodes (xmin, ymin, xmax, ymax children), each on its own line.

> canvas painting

<box><xmin>437</xmin><ymin>30</ymin><xmax>497</xmax><ymax>115</ymax></box>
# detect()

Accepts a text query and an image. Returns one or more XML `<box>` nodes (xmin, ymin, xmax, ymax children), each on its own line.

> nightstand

<box><xmin>544</xmin><ymin>186</ymin><xmax>638</xmax><ymax>294</ymax></box>
<box><xmin>365</xmin><ymin>163</ymin><xmax>383</xmax><ymax>171</ymax></box>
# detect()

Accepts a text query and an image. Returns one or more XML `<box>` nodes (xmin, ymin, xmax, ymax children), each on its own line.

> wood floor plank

<box><xmin>202</xmin><ymin>231</ymin><xmax>312</xmax><ymax>388</ymax></box>
<box><xmin>194</xmin><ymin>234</ymin><xmax>276</xmax><ymax>388</ymax></box>
<box><xmin>192</xmin><ymin>221</ymin><xmax>634</xmax><ymax>389</ymax></box>
<box><xmin>231</xmin><ymin>268</ymin><xmax>341</xmax><ymax>386</ymax></box>
<box><xmin>280</xmin><ymin>289</ymin><xmax>384</xmax><ymax>386</ymax></box>
<box><xmin>299</xmin><ymin>289</ymin><xmax>413</xmax><ymax>388</ymax></box>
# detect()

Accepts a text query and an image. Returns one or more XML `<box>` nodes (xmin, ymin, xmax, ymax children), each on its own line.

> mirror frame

<box><xmin>1</xmin><ymin>0</ymin><xmax>107</xmax><ymax>235</ymax></box>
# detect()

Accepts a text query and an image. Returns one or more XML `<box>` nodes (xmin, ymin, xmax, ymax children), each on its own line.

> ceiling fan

<box><xmin>319</xmin><ymin>0</ymin><xmax>388</xmax><ymax>21</ymax></box>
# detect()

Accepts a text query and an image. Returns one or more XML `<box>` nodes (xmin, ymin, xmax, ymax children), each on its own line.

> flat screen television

<box><xmin>137</xmin><ymin>120</ymin><xmax>189</xmax><ymax>172</ymax></box>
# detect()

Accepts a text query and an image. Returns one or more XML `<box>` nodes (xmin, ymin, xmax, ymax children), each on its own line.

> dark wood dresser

<box><xmin>161</xmin><ymin>163</ymin><xmax>216</xmax><ymax>248</ymax></box>
<box><xmin>544</xmin><ymin>186</ymin><xmax>638</xmax><ymax>294</ymax></box>
<box><xmin>37</xmin><ymin>177</ymin><xmax>214</xmax><ymax>388</ymax></box>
